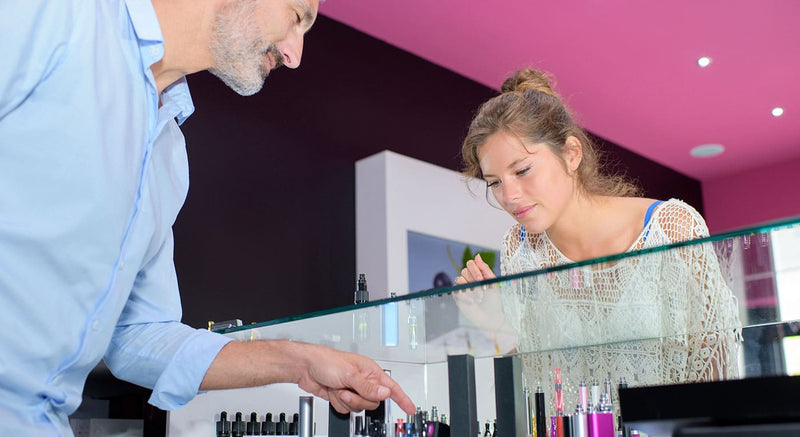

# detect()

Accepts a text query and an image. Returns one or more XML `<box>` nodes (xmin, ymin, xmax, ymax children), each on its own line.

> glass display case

<box><xmin>167</xmin><ymin>216</ymin><xmax>800</xmax><ymax>437</ymax></box>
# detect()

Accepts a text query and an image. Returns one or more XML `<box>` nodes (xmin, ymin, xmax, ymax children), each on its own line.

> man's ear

<box><xmin>563</xmin><ymin>136</ymin><xmax>583</xmax><ymax>174</ymax></box>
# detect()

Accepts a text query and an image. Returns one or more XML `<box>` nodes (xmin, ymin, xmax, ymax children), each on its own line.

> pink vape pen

<box><xmin>587</xmin><ymin>393</ymin><xmax>614</xmax><ymax>437</ymax></box>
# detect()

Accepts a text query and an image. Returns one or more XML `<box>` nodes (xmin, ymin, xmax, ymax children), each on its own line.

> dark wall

<box><xmin>174</xmin><ymin>16</ymin><xmax>702</xmax><ymax>328</ymax></box>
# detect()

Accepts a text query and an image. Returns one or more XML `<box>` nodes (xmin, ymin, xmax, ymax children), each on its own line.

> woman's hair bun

<box><xmin>500</xmin><ymin>68</ymin><xmax>556</xmax><ymax>96</ymax></box>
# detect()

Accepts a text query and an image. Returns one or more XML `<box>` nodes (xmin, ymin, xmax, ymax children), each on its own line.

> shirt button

<box><xmin>92</xmin><ymin>320</ymin><xmax>100</xmax><ymax>331</ymax></box>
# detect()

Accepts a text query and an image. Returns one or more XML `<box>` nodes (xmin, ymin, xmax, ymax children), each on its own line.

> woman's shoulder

<box><xmin>652</xmin><ymin>198</ymin><xmax>710</xmax><ymax>241</ymax></box>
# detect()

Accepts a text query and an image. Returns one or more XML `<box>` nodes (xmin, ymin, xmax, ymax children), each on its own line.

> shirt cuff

<box><xmin>147</xmin><ymin>328</ymin><xmax>232</xmax><ymax>410</ymax></box>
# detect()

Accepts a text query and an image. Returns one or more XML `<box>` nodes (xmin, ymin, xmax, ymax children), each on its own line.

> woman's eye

<box><xmin>516</xmin><ymin>167</ymin><xmax>531</xmax><ymax>177</ymax></box>
<box><xmin>487</xmin><ymin>180</ymin><xmax>500</xmax><ymax>189</ymax></box>
<box><xmin>295</xmin><ymin>12</ymin><xmax>302</xmax><ymax>23</ymax></box>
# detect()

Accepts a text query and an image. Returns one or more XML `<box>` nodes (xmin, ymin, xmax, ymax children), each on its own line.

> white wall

<box><xmin>356</xmin><ymin>150</ymin><xmax>514</xmax><ymax>299</ymax></box>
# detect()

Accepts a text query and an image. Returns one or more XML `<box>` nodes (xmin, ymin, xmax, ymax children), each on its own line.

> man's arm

<box><xmin>201</xmin><ymin>339</ymin><xmax>416</xmax><ymax>415</ymax></box>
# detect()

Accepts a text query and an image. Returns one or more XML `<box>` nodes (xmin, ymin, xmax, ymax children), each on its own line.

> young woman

<box><xmin>454</xmin><ymin>68</ymin><xmax>741</xmax><ymax>413</ymax></box>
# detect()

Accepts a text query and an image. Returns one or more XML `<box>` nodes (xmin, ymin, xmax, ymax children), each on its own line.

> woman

<box><xmin>454</xmin><ymin>68</ymin><xmax>741</xmax><ymax>413</ymax></box>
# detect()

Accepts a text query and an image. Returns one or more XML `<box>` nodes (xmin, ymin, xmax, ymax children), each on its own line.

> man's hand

<box><xmin>201</xmin><ymin>339</ymin><xmax>416</xmax><ymax>415</ymax></box>
<box><xmin>297</xmin><ymin>344</ymin><xmax>415</xmax><ymax>414</ymax></box>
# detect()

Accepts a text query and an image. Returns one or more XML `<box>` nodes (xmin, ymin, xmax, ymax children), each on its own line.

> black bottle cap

<box><xmin>246</xmin><ymin>412</ymin><xmax>260</xmax><ymax>436</ymax></box>
<box><xmin>262</xmin><ymin>413</ymin><xmax>275</xmax><ymax>435</ymax></box>
<box><xmin>216</xmin><ymin>411</ymin><xmax>231</xmax><ymax>437</ymax></box>
<box><xmin>354</xmin><ymin>273</ymin><xmax>369</xmax><ymax>303</ymax></box>
<box><xmin>277</xmin><ymin>412</ymin><xmax>288</xmax><ymax>435</ymax></box>
<box><xmin>232</xmin><ymin>412</ymin><xmax>246</xmax><ymax>437</ymax></box>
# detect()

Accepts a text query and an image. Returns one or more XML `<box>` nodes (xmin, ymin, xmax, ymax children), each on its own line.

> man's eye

<box><xmin>295</xmin><ymin>13</ymin><xmax>302</xmax><ymax>23</ymax></box>
<box><xmin>487</xmin><ymin>180</ymin><xmax>500</xmax><ymax>189</ymax></box>
<box><xmin>516</xmin><ymin>167</ymin><xmax>530</xmax><ymax>176</ymax></box>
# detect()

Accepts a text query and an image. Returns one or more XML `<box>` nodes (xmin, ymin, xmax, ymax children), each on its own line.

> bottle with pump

<box><xmin>277</xmin><ymin>412</ymin><xmax>288</xmax><ymax>435</ymax></box>
<box><xmin>216</xmin><ymin>411</ymin><xmax>231</xmax><ymax>437</ymax></box>
<box><xmin>232</xmin><ymin>412</ymin><xmax>246</xmax><ymax>437</ymax></box>
<box><xmin>261</xmin><ymin>412</ymin><xmax>275</xmax><ymax>435</ymax></box>
<box><xmin>245</xmin><ymin>412</ymin><xmax>259</xmax><ymax>436</ymax></box>
<box><xmin>407</xmin><ymin>300</ymin><xmax>418</xmax><ymax>350</ymax></box>
<box><xmin>353</xmin><ymin>273</ymin><xmax>370</xmax><ymax>343</ymax></box>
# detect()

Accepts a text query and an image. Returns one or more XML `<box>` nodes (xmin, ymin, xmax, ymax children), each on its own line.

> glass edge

<box><xmin>217</xmin><ymin>215</ymin><xmax>800</xmax><ymax>334</ymax></box>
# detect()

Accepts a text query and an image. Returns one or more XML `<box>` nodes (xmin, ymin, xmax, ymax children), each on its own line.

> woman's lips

<box><xmin>513</xmin><ymin>204</ymin><xmax>535</xmax><ymax>218</ymax></box>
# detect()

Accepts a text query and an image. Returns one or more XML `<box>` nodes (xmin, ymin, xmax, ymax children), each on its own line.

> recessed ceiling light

<box><xmin>697</xmin><ymin>56</ymin><xmax>712</xmax><ymax>68</ymax></box>
<box><xmin>690</xmin><ymin>144</ymin><xmax>724</xmax><ymax>158</ymax></box>
<box><xmin>772</xmin><ymin>107</ymin><xmax>785</xmax><ymax>117</ymax></box>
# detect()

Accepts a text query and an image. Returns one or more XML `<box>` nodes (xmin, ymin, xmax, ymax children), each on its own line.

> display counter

<box><xmin>168</xmin><ymin>216</ymin><xmax>800</xmax><ymax>437</ymax></box>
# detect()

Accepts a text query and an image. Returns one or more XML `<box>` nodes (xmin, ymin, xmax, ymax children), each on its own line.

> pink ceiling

<box><xmin>319</xmin><ymin>0</ymin><xmax>800</xmax><ymax>181</ymax></box>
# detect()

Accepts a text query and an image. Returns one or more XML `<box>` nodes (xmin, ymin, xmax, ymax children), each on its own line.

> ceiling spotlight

<box><xmin>772</xmin><ymin>107</ymin><xmax>784</xmax><ymax>117</ymax></box>
<box><xmin>697</xmin><ymin>57</ymin><xmax>712</xmax><ymax>68</ymax></box>
<box><xmin>690</xmin><ymin>144</ymin><xmax>725</xmax><ymax>158</ymax></box>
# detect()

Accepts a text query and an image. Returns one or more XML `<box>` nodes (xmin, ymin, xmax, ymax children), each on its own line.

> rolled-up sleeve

<box><xmin>104</xmin><ymin>231</ymin><xmax>232</xmax><ymax>410</ymax></box>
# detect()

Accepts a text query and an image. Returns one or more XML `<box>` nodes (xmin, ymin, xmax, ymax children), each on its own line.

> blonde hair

<box><xmin>461</xmin><ymin>68</ymin><xmax>640</xmax><ymax>197</ymax></box>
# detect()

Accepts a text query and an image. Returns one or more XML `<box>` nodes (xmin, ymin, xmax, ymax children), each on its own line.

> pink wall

<box><xmin>703</xmin><ymin>155</ymin><xmax>800</xmax><ymax>233</ymax></box>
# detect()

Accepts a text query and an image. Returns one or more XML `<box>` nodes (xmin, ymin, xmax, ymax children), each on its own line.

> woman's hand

<box><xmin>454</xmin><ymin>253</ymin><xmax>496</xmax><ymax>285</ymax></box>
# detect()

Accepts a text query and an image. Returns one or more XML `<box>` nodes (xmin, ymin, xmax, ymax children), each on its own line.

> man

<box><xmin>0</xmin><ymin>0</ymin><xmax>415</xmax><ymax>434</ymax></box>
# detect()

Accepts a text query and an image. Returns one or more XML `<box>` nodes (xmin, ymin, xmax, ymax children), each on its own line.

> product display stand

<box><xmin>494</xmin><ymin>355</ymin><xmax>527</xmax><ymax>437</ymax></box>
<box><xmin>328</xmin><ymin>404</ymin><xmax>350</xmax><ymax>437</ymax></box>
<box><xmin>447</xmin><ymin>354</ymin><xmax>479</xmax><ymax>437</ymax></box>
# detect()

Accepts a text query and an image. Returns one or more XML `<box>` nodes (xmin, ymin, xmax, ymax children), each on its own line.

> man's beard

<box><xmin>208</xmin><ymin>1</ymin><xmax>282</xmax><ymax>96</ymax></box>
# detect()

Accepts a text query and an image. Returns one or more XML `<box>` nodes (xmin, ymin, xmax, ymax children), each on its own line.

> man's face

<box><xmin>209</xmin><ymin>0</ymin><xmax>319</xmax><ymax>96</ymax></box>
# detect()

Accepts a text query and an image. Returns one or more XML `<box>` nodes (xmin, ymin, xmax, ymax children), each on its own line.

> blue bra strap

<box><xmin>644</xmin><ymin>200</ymin><xmax>664</xmax><ymax>228</ymax></box>
<box><xmin>642</xmin><ymin>200</ymin><xmax>664</xmax><ymax>243</ymax></box>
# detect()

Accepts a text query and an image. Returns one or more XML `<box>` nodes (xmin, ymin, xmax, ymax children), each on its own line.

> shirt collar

<box><xmin>124</xmin><ymin>0</ymin><xmax>165</xmax><ymax>64</ymax></box>
<box><xmin>162</xmin><ymin>77</ymin><xmax>196</xmax><ymax>125</ymax></box>
<box><xmin>124</xmin><ymin>0</ymin><xmax>195</xmax><ymax>124</ymax></box>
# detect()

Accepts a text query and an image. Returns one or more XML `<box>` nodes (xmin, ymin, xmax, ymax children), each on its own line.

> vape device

<box><xmin>298</xmin><ymin>396</ymin><xmax>313</xmax><ymax>437</ymax></box>
<box><xmin>587</xmin><ymin>394</ymin><xmax>615</xmax><ymax>437</ymax></box>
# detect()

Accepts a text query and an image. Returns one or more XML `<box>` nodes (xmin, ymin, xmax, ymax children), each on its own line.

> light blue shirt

<box><xmin>0</xmin><ymin>0</ymin><xmax>232</xmax><ymax>434</ymax></box>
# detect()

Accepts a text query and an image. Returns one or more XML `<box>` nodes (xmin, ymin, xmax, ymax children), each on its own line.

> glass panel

<box><xmin>218</xmin><ymin>216</ymin><xmax>800</xmax><ymax>383</ymax></box>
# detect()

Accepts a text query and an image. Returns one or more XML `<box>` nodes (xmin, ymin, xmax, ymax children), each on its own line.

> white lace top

<box><xmin>498</xmin><ymin>199</ymin><xmax>741</xmax><ymax>414</ymax></box>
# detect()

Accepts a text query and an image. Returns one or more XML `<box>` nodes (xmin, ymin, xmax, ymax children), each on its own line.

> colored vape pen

<box><xmin>554</xmin><ymin>368</ymin><xmax>564</xmax><ymax>416</ymax></box>
<box><xmin>579</xmin><ymin>380</ymin><xmax>588</xmax><ymax>412</ymax></box>
<box><xmin>587</xmin><ymin>394</ymin><xmax>615</xmax><ymax>437</ymax></box>
<box><xmin>591</xmin><ymin>379</ymin><xmax>600</xmax><ymax>410</ymax></box>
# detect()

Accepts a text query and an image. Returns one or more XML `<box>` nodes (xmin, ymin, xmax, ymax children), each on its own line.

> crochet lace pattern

<box><xmin>498</xmin><ymin>199</ymin><xmax>742</xmax><ymax>414</ymax></box>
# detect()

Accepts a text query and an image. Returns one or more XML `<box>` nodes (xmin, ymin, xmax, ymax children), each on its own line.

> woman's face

<box><xmin>478</xmin><ymin>131</ymin><xmax>579</xmax><ymax>234</ymax></box>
